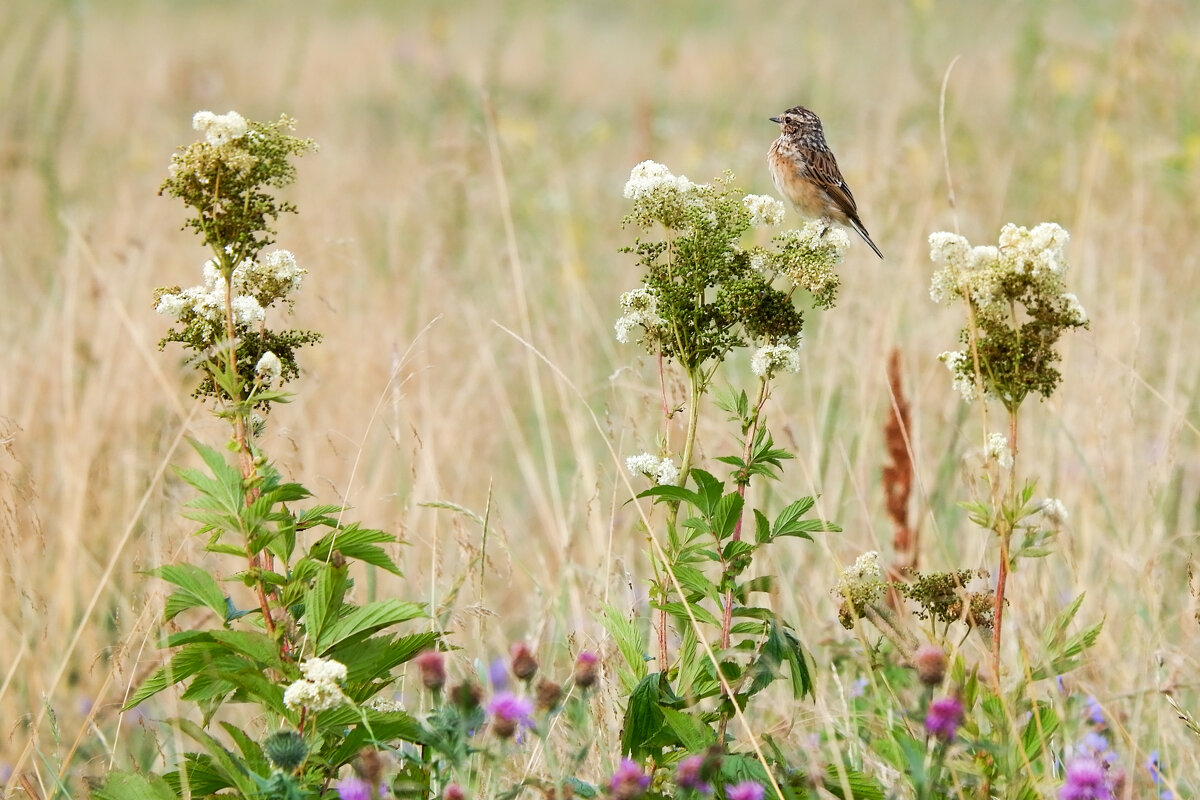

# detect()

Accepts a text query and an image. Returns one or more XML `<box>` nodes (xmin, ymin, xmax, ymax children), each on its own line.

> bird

<box><xmin>767</xmin><ymin>105</ymin><xmax>884</xmax><ymax>259</ymax></box>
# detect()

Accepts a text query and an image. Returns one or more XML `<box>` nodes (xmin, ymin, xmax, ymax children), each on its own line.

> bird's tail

<box><xmin>850</xmin><ymin>218</ymin><xmax>884</xmax><ymax>260</ymax></box>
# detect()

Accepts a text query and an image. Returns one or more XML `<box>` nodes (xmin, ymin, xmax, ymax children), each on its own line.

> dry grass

<box><xmin>3</xmin><ymin>0</ymin><xmax>1200</xmax><ymax>792</ymax></box>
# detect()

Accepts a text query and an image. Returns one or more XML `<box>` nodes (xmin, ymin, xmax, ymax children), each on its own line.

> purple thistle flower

<box><xmin>486</xmin><ymin>691</ymin><xmax>533</xmax><ymax>738</ymax></box>
<box><xmin>924</xmin><ymin>695</ymin><xmax>964</xmax><ymax>742</ymax></box>
<box><xmin>674</xmin><ymin>754</ymin><xmax>711</xmax><ymax>794</ymax></box>
<box><xmin>724</xmin><ymin>781</ymin><xmax>765</xmax><ymax>800</ymax></box>
<box><xmin>337</xmin><ymin>776</ymin><xmax>373</xmax><ymax>800</ymax></box>
<box><xmin>609</xmin><ymin>758</ymin><xmax>650</xmax><ymax>800</ymax></box>
<box><xmin>1059</xmin><ymin>756</ymin><xmax>1113</xmax><ymax>800</ymax></box>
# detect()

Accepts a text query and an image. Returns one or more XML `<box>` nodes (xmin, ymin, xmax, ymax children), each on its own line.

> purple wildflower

<box><xmin>337</xmin><ymin>776</ymin><xmax>373</xmax><ymax>800</ymax></box>
<box><xmin>487</xmin><ymin>691</ymin><xmax>533</xmax><ymax>738</ymax></box>
<box><xmin>444</xmin><ymin>784</ymin><xmax>465</xmax><ymax>800</ymax></box>
<box><xmin>675</xmin><ymin>754</ymin><xmax>711</xmax><ymax>794</ymax></box>
<box><xmin>414</xmin><ymin>649</ymin><xmax>446</xmax><ymax>691</ymax></box>
<box><xmin>609</xmin><ymin>758</ymin><xmax>650</xmax><ymax>800</ymax></box>
<box><xmin>1059</xmin><ymin>756</ymin><xmax>1113</xmax><ymax>800</ymax></box>
<box><xmin>725</xmin><ymin>781</ymin><xmax>765</xmax><ymax>800</ymax></box>
<box><xmin>1084</xmin><ymin>695</ymin><xmax>1106</xmax><ymax>726</ymax></box>
<box><xmin>924</xmin><ymin>695</ymin><xmax>964</xmax><ymax>742</ymax></box>
<box><xmin>573</xmin><ymin>651</ymin><xmax>600</xmax><ymax>689</ymax></box>
<box><xmin>488</xmin><ymin>657</ymin><xmax>509</xmax><ymax>690</ymax></box>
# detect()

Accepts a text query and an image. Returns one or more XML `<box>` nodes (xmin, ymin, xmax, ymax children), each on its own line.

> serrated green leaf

<box><xmin>637</xmin><ymin>485</ymin><xmax>701</xmax><ymax>507</ymax></box>
<box><xmin>711</xmin><ymin>492</ymin><xmax>744</xmax><ymax>540</ymax></box>
<box><xmin>153</xmin><ymin>563</ymin><xmax>228</xmax><ymax>622</ymax></box>
<box><xmin>620</xmin><ymin>674</ymin><xmax>667</xmax><ymax>759</ymax></box>
<box><xmin>661</xmin><ymin>707</ymin><xmax>716</xmax><ymax>751</ymax></box>
<box><xmin>689</xmin><ymin>470</ymin><xmax>724</xmax><ymax>514</ymax></box>
<box><xmin>317</xmin><ymin>598</ymin><xmax>426</xmax><ymax>653</ymax></box>
<box><xmin>170</xmin><ymin>717</ymin><xmax>260</xmax><ymax>798</ymax></box>
<box><xmin>656</xmin><ymin>601</ymin><xmax>721</xmax><ymax>628</ymax></box>
<box><xmin>600</xmin><ymin>603</ymin><xmax>648</xmax><ymax>691</ymax></box>
<box><xmin>308</xmin><ymin>524</ymin><xmax>403</xmax><ymax>575</ymax></box>
<box><xmin>1020</xmin><ymin>702</ymin><xmax>1059</xmax><ymax>761</ymax></box>
<box><xmin>671</xmin><ymin>564</ymin><xmax>722</xmax><ymax>605</ymax></box>
<box><xmin>91</xmin><ymin>771</ymin><xmax>177</xmax><ymax>800</ymax></box>
<box><xmin>753</xmin><ymin>509</ymin><xmax>771</xmax><ymax>544</ymax></box>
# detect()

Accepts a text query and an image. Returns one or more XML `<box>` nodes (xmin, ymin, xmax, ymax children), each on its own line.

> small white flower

<box><xmin>264</xmin><ymin>249</ymin><xmax>304</xmax><ymax>288</ymax></box>
<box><xmin>929</xmin><ymin>268</ymin><xmax>959</xmax><ymax>305</ymax></box>
<box><xmin>364</xmin><ymin>695</ymin><xmax>405</xmax><ymax>713</ymax></box>
<box><xmin>255</xmin><ymin>351</ymin><xmax>282</xmax><ymax>385</ymax></box>
<box><xmin>623</xmin><ymin>160</ymin><xmax>694</xmax><ymax>200</ymax></box>
<box><xmin>750</xmin><ymin>340</ymin><xmax>802</xmax><ymax>377</ymax></box>
<box><xmin>1062</xmin><ymin>292</ymin><xmax>1088</xmax><ymax>324</ymax></box>
<box><xmin>231</xmin><ymin>295</ymin><xmax>265</xmax><ymax>326</ymax></box>
<box><xmin>283</xmin><ymin>679</ymin><xmax>347</xmax><ymax>712</ymax></box>
<box><xmin>928</xmin><ymin>232</ymin><xmax>970</xmax><ymax>268</ymax></box>
<box><xmin>938</xmin><ymin>350</ymin><xmax>978</xmax><ymax>403</ymax></box>
<box><xmin>155</xmin><ymin>293</ymin><xmax>187</xmax><ymax>318</ymax></box>
<box><xmin>742</xmin><ymin>194</ymin><xmax>786</xmax><ymax>227</ymax></box>
<box><xmin>1038</xmin><ymin>497</ymin><xmax>1069</xmax><ymax>526</ymax></box>
<box><xmin>300</xmin><ymin>656</ymin><xmax>348</xmax><ymax>684</ymax></box>
<box><xmin>835</xmin><ymin>551</ymin><xmax>886</xmax><ymax>606</ymax></box>
<box><xmin>626</xmin><ymin>453</ymin><xmax>679</xmax><ymax>485</ymax></box>
<box><xmin>984</xmin><ymin>432</ymin><xmax>1013</xmax><ymax>470</ymax></box>
<box><xmin>192</xmin><ymin>109</ymin><xmax>248</xmax><ymax>146</ymax></box>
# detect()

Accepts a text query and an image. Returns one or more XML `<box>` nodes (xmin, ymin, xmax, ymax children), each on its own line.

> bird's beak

<box><xmin>769</xmin><ymin>116</ymin><xmax>781</xmax><ymax>124</ymax></box>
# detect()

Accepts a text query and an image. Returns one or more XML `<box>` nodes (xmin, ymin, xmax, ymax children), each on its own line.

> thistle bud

<box><xmin>914</xmin><ymin>644</ymin><xmax>948</xmax><ymax>687</ymax></box>
<box><xmin>263</xmin><ymin>729</ymin><xmax>307</xmax><ymax>772</ymax></box>
<box><xmin>510</xmin><ymin>641</ymin><xmax>538</xmax><ymax>681</ymax></box>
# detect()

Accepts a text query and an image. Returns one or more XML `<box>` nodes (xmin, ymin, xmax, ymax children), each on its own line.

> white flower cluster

<box><xmin>750</xmin><ymin>339</ymin><xmax>803</xmax><ymax>377</ymax></box>
<box><xmin>742</xmin><ymin>194</ymin><xmax>786</xmax><ymax>227</ymax></box>
<box><xmin>984</xmin><ymin>432</ymin><xmax>1014</xmax><ymax>470</ymax></box>
<box><xmin>927</xmin><ymin>223</ymin><xmax>1084</xmax><ymax>321</ymax></box>
<box><xmin>283</xmin><ymin>657</ymin><xmax>349</xmax><ymax>713</ymax></box>
<box><xmin>1037</xmin><ymin>497</ymin><xmax>1069</xmax><ymax>526</ymax></box>
<box><xmin>836</xmin><ymin>551</ymin><xmax>886</xmax><ymax>605</ymax></box>
<box><xmin>623</xmin><ymin>160</ymin><xmax>695</xmax><ymax>200</ymax></box>
<box><xmin>614</xmin><ymin>285</ymin><xmax>666</xmax><ymax>344</ymax></box>
<box><xmin>192</xmin><ymin>110</ymin><xmax>248</xmax><ymax>146</ymax></box>
<box><xmin>625</xmin><ymin>453</ymin><xmax>679</xmax><ymax>486</ymax></box>
<box><xmin>255</xmin><ymin>352</ymin><xmax>282</xmax><ymax>385</ymax></box>
<box><xmin>937</xmin><ymin>350</ymin><xmax>978</xmax><ymax>403</ymax></box>
<box><xmin>774</xmin><ymin>221</ymin><xmax>848</xmax><ymax>308</ymax></box>
<box><xmin>155</xmin><ymin>249</ymin><xmax>305</xmax><ymax>327</ymax></box>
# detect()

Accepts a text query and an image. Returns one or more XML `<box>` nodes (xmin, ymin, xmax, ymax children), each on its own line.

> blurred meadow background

<box><xmin>3</xmin><ymin>0</ymin><xmax>1200</xmax><ymax>792</ymax></box>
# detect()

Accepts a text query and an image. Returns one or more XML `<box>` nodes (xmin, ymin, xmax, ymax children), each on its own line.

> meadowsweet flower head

<box><xmin>615</xmin><ymin>285</ymin><xmax>667</xmax><ymax>345</ymax></box>
<box><xmin>1059</xmin><ymin>756</ymin><xmax>1114</xmax><ymax>800</ymax></box>
<box><xmin>742</xmin><ymin>194</ymin><xmax>786</xmax><ymax>227</ymax></box>
<box><xmin>724</xmin><ymin>782</ymin><xmax>764</xmax><ymax>800</ymax></box>
<box><xmin>930</xmin><ymin>222</ymin><xmax>1087</xmax><ymax>410</ymax></box>
<box><xmin>925</xmin><ymin>695</ymin><xmax>964</xmax><ymax>742</ymax></box>
<box><xmin>283</xmin><ymin>677</ymin><xmax>347</xmax><ymax>712</ymax></box>
<box><xmin>192</xmin><ymin>110</ymin><xmax>248</xmax><ymax>146</ymax></box>
<box><xmin>772</xmin><ymin>221</ymin><xmax>846</xmax><ymax>309</ymax></box>
<box><xmin>487</xmin><ymin>691</ymin><xmax>533</xmax><ymax>738</ymax></box>
<box><xmin>984</xmin><ymin>432</ymin><xmax>1013</xmax><ymax>470</ymax></box>
<box><xmin>938</xmin><ymin>350</ymin><xmax>978</xmax><ymax>403</ymax></box>
<box><xmin>1038</xmin><ymin>497</ymin><xmax>1069</xmax><ymax>526</ymax></box>
<box><xmin>300</xmin><ymin>657</ymin><xmax>348</xmax><ymax>684</ymax></box>
<box><xmin>623</xmin><ymin>160</ymin><xmax>695</xmax><ymax>200</ymax></box>
<box><xmin>255</xmin><ymin>352</ymin><xmax>282</xmax><ymax>385</ymax></box>
<box><xmin>609</xmin><ymin>758</ymin><xmax>650</xmax><ymax>800</ymax></box>
<box><xmin>626</xmin><ymin>453</ymin><xmax>679</xmax><ymax>485</ymax></box>
<box><xmin>750</xmin><ymin>339</ymin><xmax>803</xmax><ymax>378</ymax></box>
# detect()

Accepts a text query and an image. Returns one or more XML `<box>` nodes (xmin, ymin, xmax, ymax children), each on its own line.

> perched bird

<box><xmin>768</xmin><ymin>105</ymin><xmax>884</xmax><ymax>259</ymax></box>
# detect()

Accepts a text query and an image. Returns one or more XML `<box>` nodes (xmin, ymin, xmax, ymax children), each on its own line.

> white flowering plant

<box><xmin>98</xmin><ymin>113</ymin><xmax>439</xmax><ymax>800</ymax></box>
<box><xmin>609</xmin><ymin>162</ymin><xmax>850</xmax><ymax>781</ymax></box>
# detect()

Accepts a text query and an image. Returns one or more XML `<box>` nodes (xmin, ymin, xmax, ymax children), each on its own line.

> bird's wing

<box><xmin>806</xmin><ymin>148</ymin><xmax>859</xmax><ymax>218</ymax></box>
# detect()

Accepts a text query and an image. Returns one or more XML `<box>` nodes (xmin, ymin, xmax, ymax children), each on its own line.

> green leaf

<box><xmin>656</xmin><ymin>601</ymin><xmax>721</xmax><ymax>628</ymax></box>
<box><xmin>638</xmin><ymin>484</ymin><xmax>701</xmax><ymax>507</ymax></box>
<box><xmin>91</xmin><ymin>771</ymin><xmax>177</xmax><ymax>800</ymax></box>
<box><xmin>1020</xmin><ymin>702</ymin><xmax>1059</xmax><ymax>762</ymax></box>
<box><xmin>661</xmin><ymin>707</ymin><xmax>715</xmax><ymax>751</ymax></box>
<box><xmin>816</xmin><ymin>763</ymin><xmax>886</xmax><ymax>800</ymax></box>
<box><xmin>304</xmin><ymin>562</ymin><xmax>348</xmax><ymax>648</ymax></box>
<box><xmin>170</xmin><ymin>717</ymin><xmax>260</xmax><ymax>798</ymax></box>
<box><xmin>689</xmin><ymin>469</ymin><xmax>724</xmax><ymax>514</ymax></box>
<box><xmin>753</xmin><ymin>509</ymin><xmax>771</xmax><ymax>544</ymax></box>
<box><xmin>671</xmin><ymin>564</ymin><xmax>722</xmax><ymax>605</ymax></box>
<box><xmin>308</xmin><ymin>524</ymin><xmax>403</xmax><ymax>575</ymax></box>
<box><xmin>153</xmin><ymin>564</ymin><xmax>228</xmax><ymax>622</ymax></box>
<box><xmin>317</xmin><ymin>598</ymin><xmax>426</xmax><ymax>653</ymax></box>
<box><xmin>205</xmin><ymin>630</ymin><xmax>286</xmax><ymax>670</ymax></box>
<box><xmin>620</xmin><ymin>674</ymin><xmax>667</xmax><ymax>759</ymax></box>
<box><xmin>711</xmin><ymin>492</ymin><xmax>745</xmax><ymax>540</ymax></box>
<box><xmin>600</xmin><ymin>603</ymin><xmax>648</xmax><ymax>690</ymax></box>
<box><xmin>220</xmin><ymin>721</ymin><xmax>270</xmax><ymax>774</ymax></box>
<box><xmin>721</xmin><ymin>540</ymin><xmax>755</xmax><ymax>563</ymax></box>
